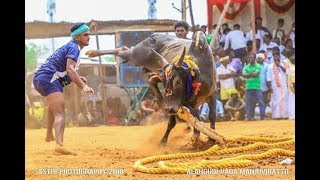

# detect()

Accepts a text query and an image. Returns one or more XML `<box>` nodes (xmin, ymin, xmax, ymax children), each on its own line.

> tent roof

<box><xmin>25</xmin><ymin>19</ymin><xmax>177</xmax><ymax>39</ymax></box>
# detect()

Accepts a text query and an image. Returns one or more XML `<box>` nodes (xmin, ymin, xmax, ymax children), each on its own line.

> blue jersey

<box><xmin>34</xmin><ymin>40</ymin><xmax>81</xmax><ymax>86</ymax></box>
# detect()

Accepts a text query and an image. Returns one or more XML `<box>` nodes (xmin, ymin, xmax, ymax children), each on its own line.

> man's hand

<box><xmin>80</xmin><ymin>76</ymin><xmax>87</xmax><ymax>84</ymax></box>
<box><xmin>85</xmin><ymin>50</ymin><xmax>99</xmax><ymax>58</ymax></box>
<box><xmin>82</xmin><ymin>85</ymin><xmax>94</xmax><ymax>94</ymax></box>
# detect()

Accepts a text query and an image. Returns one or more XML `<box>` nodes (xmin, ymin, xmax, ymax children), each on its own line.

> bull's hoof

<box><xmin>159</xmin><ymin>139</ymin><xmax>167</xmax><ymax>147</ymax></box>
<box><xmin>206</xmin><ymin>138</ymin><xmax>217</xmax><ymax>146</ymax></box>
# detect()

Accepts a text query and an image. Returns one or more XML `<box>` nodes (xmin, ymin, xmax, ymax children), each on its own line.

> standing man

<box><xmin>267</xmin><ymin>52</ymin><xmax>288</xmax><ymax>119</ymax></box>
<box><xmin>174</xmin><ymin>21</ymin><xmax>190</xmax><ymax>39</ymax></box>
<box><xmin>242</xmin><ymin>53</ymin><xmax>266</xmax><ymax>120</ymax></box>
<box><xmin>33</xmin><ymin>23</ymin><xmax>94</xmax><ymax>154</ymax></box>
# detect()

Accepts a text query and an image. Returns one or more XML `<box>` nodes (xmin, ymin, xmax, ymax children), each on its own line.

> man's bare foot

<box><xmin>45</xmin><ymin>134</ymin><xmax>55</xmax><ymax>142</ymax></box>
<box><xmin>54</xmin><ymin>146</ymin><xmax>77</xmax><ymax>156</ymax></box>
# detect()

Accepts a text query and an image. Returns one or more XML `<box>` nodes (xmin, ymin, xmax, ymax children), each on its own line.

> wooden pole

<box><xmin>209</xmin><ymin>0</ymin><xmax>232</xmax><ymax>50</ymax></box>
<box><xmin>90</xmin><ymin>21</ymin><xmax>106</xmax><ymax>123</ymax></box>
<box><xmin>182</xmin><ymin>0</ymin><xmax>187</xmax><ymax>21</ymax></box>
<box><xmin>250</xmin><ymin>0</ymin><xmax>257</xmax><ymax>53</ymax></box>
<box><xmin>188</xmin><ymin>0</ymin><xmax>195</xmax><ymax>27</ymax></box>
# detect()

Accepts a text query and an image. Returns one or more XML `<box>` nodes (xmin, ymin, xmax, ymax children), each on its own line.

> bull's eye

<box><xmin>176</xmin><ymin>80</ymin><xmax>181</xmax><ymax>84</ymax></box>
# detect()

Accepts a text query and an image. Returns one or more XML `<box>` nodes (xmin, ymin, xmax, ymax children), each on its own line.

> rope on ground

<box><xmin>133</xmin><ymin>137</ymin><xmax>294</xmax><ymax>174</ymax></box>
<box><xmin>133</xmin><ymin>107</ymin><xmax>294</xmax><ymax>174</ymax></box>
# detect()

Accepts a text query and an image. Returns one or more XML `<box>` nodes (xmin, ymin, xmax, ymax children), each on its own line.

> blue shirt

<box><xmin>34</xmin><ymin>40</ymin><xmax>80</xmax><ymax>86</ymax></box>
<box><xmin>259</xmin><ymin>62</ymin><xmax>269</xmax><ymax>92</ymax></box>
<box><xmin>216</xmin><ymin>100</ymin><xmax>224</xmax><ymax>116</ymax></box>
<box><xmin>199</xmin><ymin>103</ymin><xmax>210</xmax><ymax>120</ymax></box>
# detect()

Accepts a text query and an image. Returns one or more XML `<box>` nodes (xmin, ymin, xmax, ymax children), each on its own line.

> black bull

<box><xmin>86</xmin><ymin>31</ymin><xmax>217</xmax><ymax>145</ymax></box>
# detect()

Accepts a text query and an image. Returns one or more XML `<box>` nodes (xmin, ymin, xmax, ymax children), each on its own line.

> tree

<box><xmin>25</xmin><ymin>43</ymin><xmax>49</xmax><ymax>70</ymax></box>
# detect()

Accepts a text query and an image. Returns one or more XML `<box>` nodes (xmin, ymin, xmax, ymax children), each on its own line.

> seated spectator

<box><xmin>199</xmin><ymin>102</ymin><xmax>209</xmax><ymax>122</ymax></box>
<box><xmin>77</xmin><ymin>102</ymin><xmax>95</xmax><ymax>127</ymax></box>
<box><xmin>27</xmin><ymin>101</ymin><xmax>46</xmax><ymax>128</ymax></box>
<box><xmin>224</xmin><ymin>90</ymin><xmax>246</xmax><ymax>121</ymax></box>
<box><xmin>135</xmin><ymin>95</ymin><xmax>155</xmax><ymax>124</ymax></box>
<box><xmin>216</xmin><ymin>99</ymin><xmax>225</xmax><ymax>121</ymax></box>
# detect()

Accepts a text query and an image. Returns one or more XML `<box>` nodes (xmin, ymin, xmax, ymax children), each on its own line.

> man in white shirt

<box><xmin>216</xmin><ymin>56</ymin><xmax>238</xmax><ymax>106</ymax></box>
<box><xmin>224</xmin><ymin>24</ymin><xmax>247</xmax><ymax>58</ymax></box>
<box><xmin>260</xmin><ymin>34</ymin><xmax>278</xmax><ymax>64</ymax></box>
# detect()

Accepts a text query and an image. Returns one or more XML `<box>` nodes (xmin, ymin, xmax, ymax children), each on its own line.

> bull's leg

<box><xmin>207</xmin><ymin>94</ymin><xmax>217</xmax><ymax>144</ymax></box>
<box><xmin>160</xmin><ymin>115</ymin><xmax>176</xmax><ymax>146</ymax></box>
<box><xmin>148</xmin><ymin>75</ymin><xmax>163</xmax><ymax>112</ymax></box>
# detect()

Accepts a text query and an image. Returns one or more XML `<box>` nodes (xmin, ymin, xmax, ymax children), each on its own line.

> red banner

<box><xmin>265</xmin><ymin>0</ymin><xmax>295</xmax><ymax>14</ymax></box>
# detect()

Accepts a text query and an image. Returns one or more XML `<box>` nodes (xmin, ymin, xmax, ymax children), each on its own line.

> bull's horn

<box><xmin>175</xmin><ymin>46</ymin><xmax>186</xmax><ymax>67</ymax></box>
<box><xmin>151</xmin><ymin>49</ymin><xmax>169</xmax><ymax>66</ymax></box>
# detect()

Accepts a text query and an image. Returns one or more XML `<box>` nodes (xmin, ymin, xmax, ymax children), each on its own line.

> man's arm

<box><xmin>66</xmin><ymin>58</ymin><xmax>94</xmax><ymax>94</ymax></box>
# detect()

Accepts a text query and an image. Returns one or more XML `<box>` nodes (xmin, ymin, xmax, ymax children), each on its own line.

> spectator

<box><xmin>256</xmin><ymin>53</ymin><xmax>270</xmax><ymax>106</ymax></box>
<box><xmin>198</xmin><ymin>102</ymin><xmax>209</xmax><ymax>122</ymax></box>
<box><xmin>224</xmin><ymin>89</ymin><xmax>245</xmax><ymax>121</ymax></box>
<box><xmin>283</xmin><ymin>54</ymin><xmax>295</xmax><ymax>120</ymax></box>
<box><xmin>260</xmin><ymin>34</ymin><xmax>278</xmax><ymax>64</ymax></box>
<box><xmin>273</xmin><ymin>37</ymin><xmax>285</xmax><ymax>53</ymax></box>
<box><xmin>216</xmin><ymin>99</ymin><xmax>225</xmax><ymax>121</ymax></box>
<box><xmin>281</xmin><ymin>39</ymin><xmax>295</xmax><ymax>59</ymax></box>
<box><xmin>174</xmin><ymin>21</ymin><xmax>190</xmax><ymax>39</ymax></box>
<box><xmin>288</xmin><ymin>22</ymin><xmax>295</xmax><ymax>48</ymax></box>
<box><xmin>272</xmin><ymin>18</ymin><xmax>286</xmax><ymax>45</ymax></box>
<box><xmin>216</xmin><ymin>55</ymin><xmax>238</xmax><ymax>106</ymax></box>
<box><xmin>242</xmin><ymin>53</ymin><xmax>266</xmax><ymax>120</ymax></box>
<box><xmin>267</xmin><ymin>52</ymin><xmax>288</xmax><ymax>119</ymax></box>
<box><xmin>224</xmin><ymin>24</ymin><xmax>247</xmax><ymax>59</ymax></box>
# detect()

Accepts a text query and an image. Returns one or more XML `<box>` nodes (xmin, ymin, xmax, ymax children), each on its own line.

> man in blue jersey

<box><xmin>33</xmin><ymin>23</ymin><xmax>94</xmax><ymax>154</ymax></box>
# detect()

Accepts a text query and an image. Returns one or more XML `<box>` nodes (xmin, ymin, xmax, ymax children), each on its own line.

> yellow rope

<box><xmin>133</xmin><ymin>137</ymin><xmax>294</xmax><ymax>174</ymax></box>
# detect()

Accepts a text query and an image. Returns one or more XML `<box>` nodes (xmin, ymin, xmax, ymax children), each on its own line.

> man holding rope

<box><xmin>33</xmin><ymin>23</ymin><xmax>94</xmax><ymax>154</ymax></box>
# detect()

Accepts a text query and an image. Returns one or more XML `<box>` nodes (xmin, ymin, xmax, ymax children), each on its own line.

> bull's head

<box><xmin>152</xmin><ymin>47</ymin><xmax>197</xmax><ymax>115</ymax></box>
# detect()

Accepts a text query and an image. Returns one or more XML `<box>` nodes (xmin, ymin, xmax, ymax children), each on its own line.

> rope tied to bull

<box><xmin>133</xmin><ymin>106</ymin><xmax>294</xmax><ymax>174</ymax></box>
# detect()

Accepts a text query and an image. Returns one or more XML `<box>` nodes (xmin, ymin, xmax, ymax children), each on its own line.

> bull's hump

<box><xmin>159</xmin><ymin>41</ymin><xmax>191</xmax><ymax>62</ymax></box>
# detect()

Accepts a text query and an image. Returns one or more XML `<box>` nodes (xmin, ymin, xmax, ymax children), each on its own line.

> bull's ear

<box><xmin>191</xmin><ymin>67</ymin><xmax>201</xmax><ymax>82</ymax></box>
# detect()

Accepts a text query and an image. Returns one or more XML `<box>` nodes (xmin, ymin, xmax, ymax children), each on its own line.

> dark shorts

<box><xmin>33</xmin><ymin>79</ymin><xmax>63</xmax><ymax>96</ymax></box>
<box><xmin>234</xmin><ymin>47</ymin><xmax>247</xmax><ymax>58</ymax></box>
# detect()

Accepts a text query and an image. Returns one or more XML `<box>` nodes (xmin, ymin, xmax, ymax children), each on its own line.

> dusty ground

<box><xmin>26</xmin><ymin>120</ymin><xmax>294</xmax><ymax>180</ymax></box>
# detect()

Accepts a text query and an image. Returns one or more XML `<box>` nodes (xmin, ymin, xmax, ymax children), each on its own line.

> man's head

<box><xmin>220</xmin><ymin>56</ymin><xmax>230</xmax><ymax>66</ymax></box>
<box><xmin>273</xmin><ymin>37</ymin><xmax>281</xmax><ymax>46</ymax></box>
<box><xmin>247</xmin><ymin>52</ymin><xmax>256</xmax><ymax>65</ymax></box>
<box><xmin>263</xmin><ymin>34</ymin><xmax>272</xmax><ymax>44</ymax></box>
<box><xmin>277</xmin><ymin>18</ymin><xmax>285</xmax><ymax>27</ymax></box>
<box><xmin>255</xmin><ymin>17</ymin><xmax>263</xmax><ymax>27</ymax></box>
<box><xmin>233</xmin><ymin>24</ymin><xmax>240</xmax><ymax>30</ymax></box>
<box><xmin>174</xmin><ymin>21</ymin><xmax>189</xmax><ymax>39</ymax></box>
<box><xmin>285</xmin><ymin>39</ymin><xmax>293</xmax><ymax>49</ymax></box>
<box><xmin>200</xmin><ymin>25</ymin><xmax>207</xmax><ymax>34</ymax></box>
<box><xmin>272</xmin><ymin>46</ymin><xmax>280</xmax><ymax>56</ymax></box>
<box><xmin>256</xmin><ymin>53</ymin><xmax>265</xmax><ymax>64</ymax></box>
<box><xmin>273</xmin><ymin>52</ymin><xmax>280</xmax><ymax>65</ymax></box>
<box><xmin>222</xmin><ymin>23</ymin><xmax>228</xmax><ymax>31</ymax></box>
<box><xmin>70</xmin><ymin>23</ymin><xmax>90</xmax><ymax>47</ymax></box>
<box><xmin>230</xmin><ymin>89</ymin><xmax>239</xmax><ymax>100</ymax></box>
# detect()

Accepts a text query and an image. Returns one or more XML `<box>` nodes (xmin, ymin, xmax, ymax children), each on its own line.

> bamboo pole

<box><xmin>90</xmin><ymin>22</ymin><xmax>106</xmax><ymax>123</ymax></box>
<box><xmin>182</xmin><ymin>0</ymin><xmax>187</xmax><ymax>21</ymax></box>
<box><xmin>209</xmin><ymin>0</ymin><xmax>232</xmax><ymax>50</ymax></box>
<box><xmin>250</xmin><ymin>0</ymin><xmax>257</xmax><ymax>53</ymax></box>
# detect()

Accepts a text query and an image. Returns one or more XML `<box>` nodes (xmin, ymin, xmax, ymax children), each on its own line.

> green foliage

<box><xmin>25</xmin><ymin>43</ymin><xmax>49</xmax><ymax>70</ymax></box>
<box><xmin>103</xmin><ymin>55</ymin><xmax>116</xmax><ymax>62</ymax></box>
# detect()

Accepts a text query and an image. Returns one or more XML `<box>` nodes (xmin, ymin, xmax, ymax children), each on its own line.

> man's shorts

<box><xmin>33</xmin><ymin>79</ymin><xmax>63</xmax><ymax>97</ymax></box>
<box><xmin>220</xmin><ymin>87</ymin><xmax>238</xmax><ymax>101</ymax></box>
